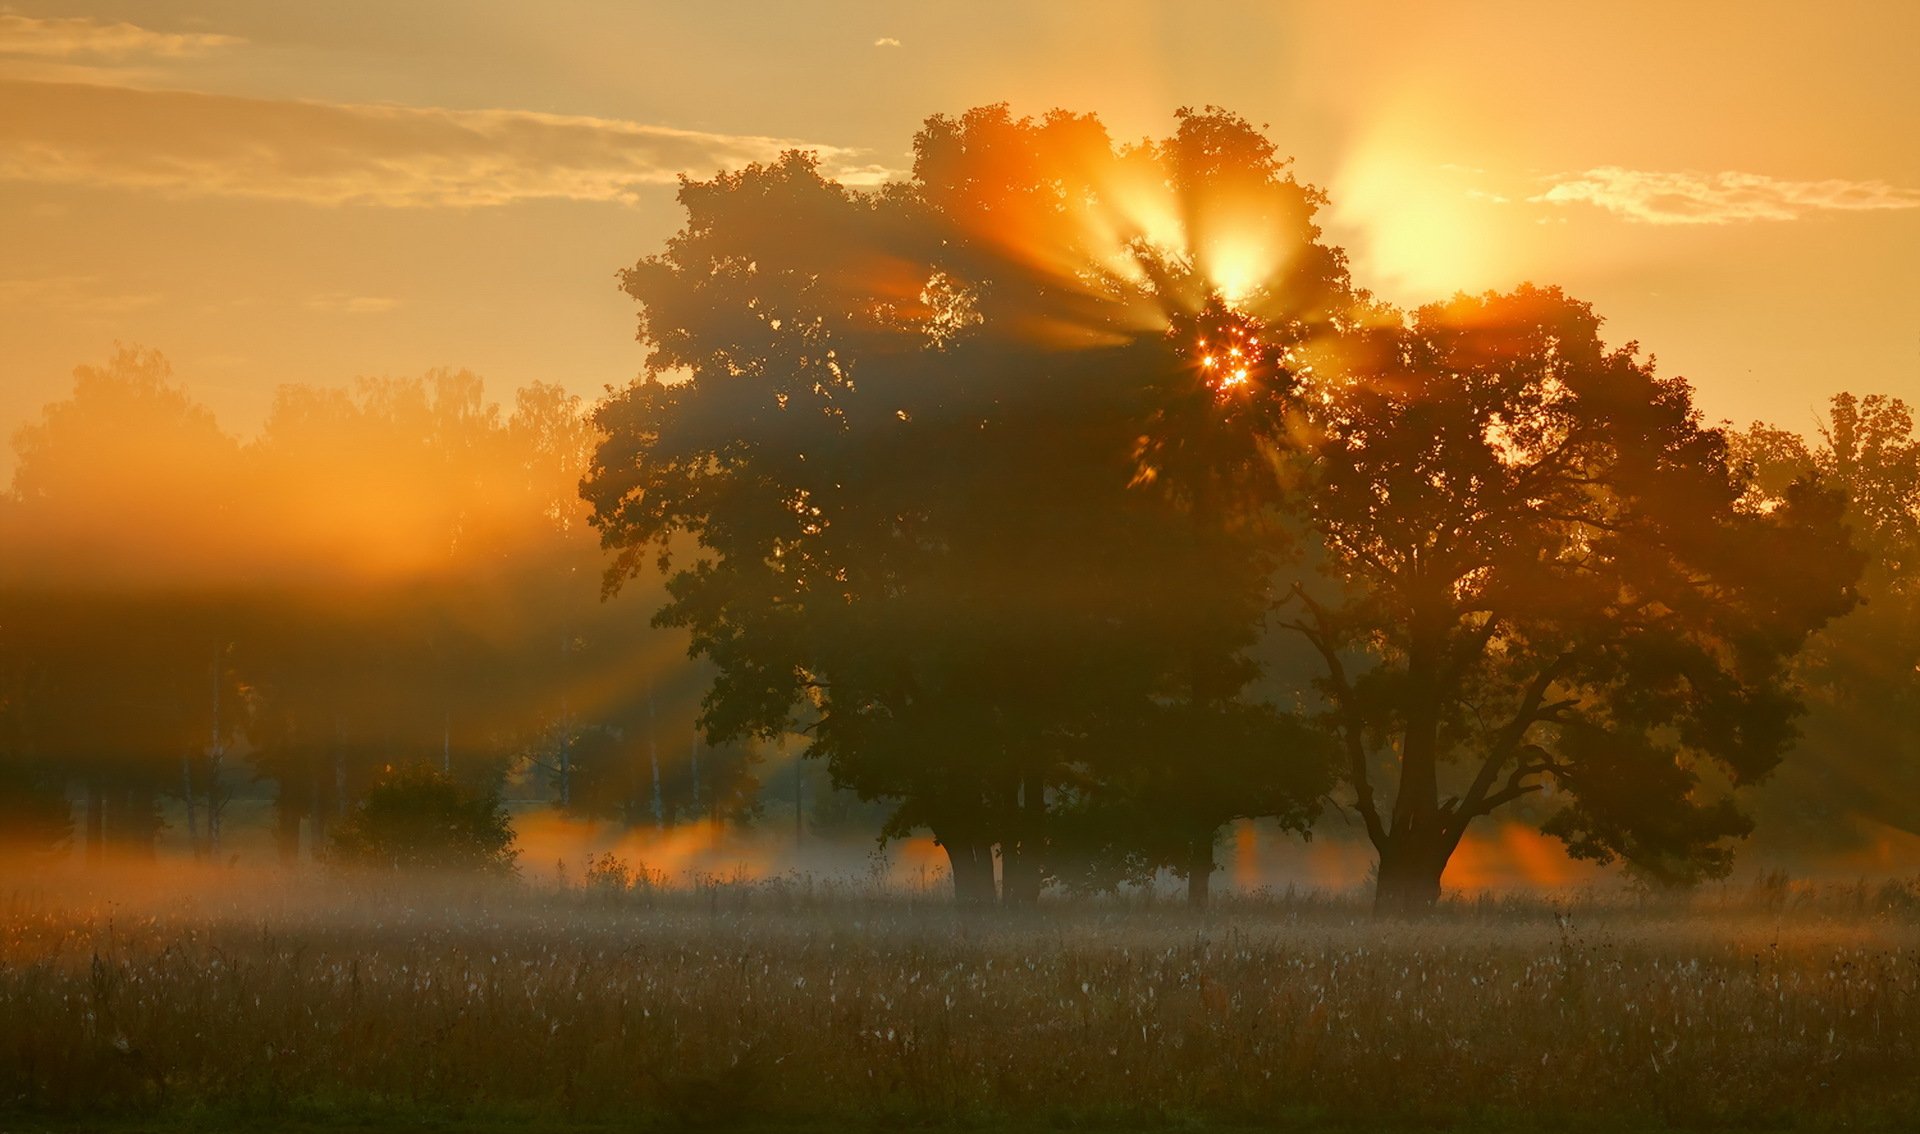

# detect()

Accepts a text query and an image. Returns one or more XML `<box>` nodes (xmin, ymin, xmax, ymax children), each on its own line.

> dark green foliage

<box><xmin>329</xmin><ymin>763</ymin><xmax>518</xmax><ymax>874</ymax></box>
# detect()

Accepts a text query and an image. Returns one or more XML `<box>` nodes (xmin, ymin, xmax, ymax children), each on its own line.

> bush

<box><xmin>329</xmin><ymin>763</ymin><xmax>518</xmax><ymax>874</ymax></box>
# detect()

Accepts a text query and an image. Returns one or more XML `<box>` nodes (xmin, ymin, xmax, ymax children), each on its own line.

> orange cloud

<box><xmin>0</xmin><ymin>79</ymin><xmax>880</xmax><ymax>206</ymax></box>
<box><xmin>1535</xmin><ymin>166</ymin><xmax>1920</xmax><ymax>225</ymax></box>
<box><xmin>0</xmin><ymin>13</ymin><xmax>241</xmax><ymax>59</ymax></box>
<box><xmin>0</xmin><ymin>274</ymin><xmax>162</xmax><ymax>315</ymax></box>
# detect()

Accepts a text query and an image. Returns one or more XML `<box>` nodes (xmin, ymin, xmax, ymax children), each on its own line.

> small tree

<box><xmin>330</xmin><ymin>763</ymin><xmax>518</xmax><ymax>874</ymax></box>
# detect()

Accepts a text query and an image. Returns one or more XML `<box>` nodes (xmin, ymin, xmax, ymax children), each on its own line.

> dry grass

<box><xmin>1</xmin><ymin>870</ymin><xmax>1917</xmax><ymax>1130</ymax></box>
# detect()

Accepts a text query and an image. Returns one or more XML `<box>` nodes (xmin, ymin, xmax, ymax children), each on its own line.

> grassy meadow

<box><xmin>1</xmin><ymin>870</ymin><xmax>1917</xmax><ymax>1132</ymax></box>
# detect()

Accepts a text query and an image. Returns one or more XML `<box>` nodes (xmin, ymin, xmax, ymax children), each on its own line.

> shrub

<box><xmin>329</xmin><ymin>763</ymin><xmax>518</xmax><ymax>874</ymax></box>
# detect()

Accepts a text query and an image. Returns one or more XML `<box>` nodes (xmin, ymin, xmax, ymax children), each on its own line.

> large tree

<box><xmin>585</xmin><ymin>105</ymin><xmax>1345</xmax><ymax>904</ymax></box>
<box><xmin>1286</xmin><ymin>286</ymin><xmax>1860</xmax><ymax>913</ymax></box>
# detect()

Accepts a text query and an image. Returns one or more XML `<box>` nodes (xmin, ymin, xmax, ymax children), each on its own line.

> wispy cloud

<box><xmin>0</xmin><ymin>273</ymin><xmax>162</xmax><ymax>314</ymax></box>
<box><xmin>0</xmin><ymin>13</ymin><xmax>241</xmax><ymax>58</ymax></box>
<box><xmin>307</xmin><ymin>293</ymin><xmax>402</xmax><ymax>315</ymax></box>
<box><xmin>874</xmin><ymin>37</ymin><xmax>901</xmax><ymax>47</ymax></box>
<box><xmin>0</xmin><ymin>79</ymin><xmax>886</xmax><ymax>206</ymax></box>
<box><xmin>1534</xmin><ymin>166</ymin><xmax>1920</xmax><ymax>225</ymax></box>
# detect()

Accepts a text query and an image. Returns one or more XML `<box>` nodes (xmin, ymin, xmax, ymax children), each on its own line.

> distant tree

<box><xmin>330</xmin><ymin>763</ymin><xmax>518</xmax><ymax>874</ymax></box>
<box><xmin>585</xmin><ymin>106</ymin><xmax>1347</xmax><ymax>904</ymax></box>
<box><xmin>0</xmin><ymin>754</ymin><xmax>71</xmax><ymax>859</ymax></box>
<box><xmin>547</xmin><ymin>692</ymin><xmax>764</xmax><ymax>831</ymax></box>
<box><xmin>1285</xmin><ymin>286</ymin><xmax>1861</xmax><ymax>913</ymax></box>
<box><xmin>0</xmin><ymin>569</ymin><xmax>73</xmax><ymax>859</ymax></box>
<box><xmin>4</xmin><ymin>349</ymin><xmax>244</xmax><ymax>862</ymax></box>
<box><xmin>240</xmin><ymin>372</ymin><xmax>606</xmax><ymax>855</ymax></box>
<box><xmin>1730</xmin><ymin>393</ymin><xmax>1920</xmax><ymax>849</ymax></box>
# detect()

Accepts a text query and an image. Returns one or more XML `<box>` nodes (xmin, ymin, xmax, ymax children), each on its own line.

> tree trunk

<box><xmin>203</xmin><ymin>649</ymin><xmax>220</xmax><ymax>857</ymax></box>
<box><xmin>648</xmin><ymin>686</ymin><xmax>664</xmax><ymax>827</ymax></box>
<box><xmin>1372</xmin><ymin>834</ymin><xmax>1448</xmax><ymax>917</ymax></box>
<box><xmin>84</xmin><ymin>780</ymin><xmax>105</xmax><ymax>868</ymax></box>
<box><xmin>1370</xmin><ymin>625</ymin><xmax>1456</xmax><ymax>917</ymax></box>
<box><xmin>1187</xmin><ymin>831</ymin><xmax>1216</xmax><ymax>910</ymax></box>
<box><xmin>206</xmin><ymin>758</ymin><xmax>225</xmax><ymax>858</ymax></box>
<box><xmin>332</xmin><ymin>747</ymin><xmax>347</xmax><ymax>822</ymax></box>
<box><xmin>309</xmin><ymin>765</ymin><xmax>328</xmax><ymax>854</ymax></box>
<box><xmin>274</xmin><ymin>792</ymin><xmax>303</xmax><ymax>865</ymax></box>
<box><xmin>939</xmin><ymin>835</ymin><xmax>997</xmax><ymax>905</ymax></box>
<box><xmin>182</xmin><ymin>753</ymin><xmax>200</xmax><ymax>858</ymax></box>
<box><xmin>999</xmin><ymin>771</ymin><xmax>1046</xmax><ymax>907</ymax></box>
<box><xmin>690</xmin><ymin>732</ymin><xmax>701</xmax><ymax>816</ymax></box>
<box><xmin>114</xmin><ymin>784</ymin><xmax>159</xmax><ymax>860</ymax></box>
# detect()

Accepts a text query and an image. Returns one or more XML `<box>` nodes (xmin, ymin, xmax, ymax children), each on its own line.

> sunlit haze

<box><xmin>3</xmin><ymin>1</ymin><xmax>1917</xmax><ymax>468</ymax></box>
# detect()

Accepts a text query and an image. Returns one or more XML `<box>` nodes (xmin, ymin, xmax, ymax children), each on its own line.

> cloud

<box><xmin>0</xmin><ymin>13</ymin><xmax>241</xmax><ymax>58</ymax></box>
<box><xmin>1534</xmin><ymin>166</ymin><xmax>1920</xmax><ymax>225</ymax></box>
<box><xmin>874</xmin><ymin>37</ymin><xmax>901</xmax><ymax>47</ymax></box>
<box><xmin>0</xmin><ymin>273</ymin><xmax>162</xmax><ymax>314</ymax></box>
<box><xmin>0</xmin><ymin>79</ymin><xmax>886</xmax><ymax>206</ymax></box>
<box><xmin>308</xmin><ymin>293</ymin><xmax>402</xmax><ymax>315</ymax></box>
<box><xmin>831</xmin><ymin>162</ymin><xmax>899</xmax><ymax>187</ymax></box>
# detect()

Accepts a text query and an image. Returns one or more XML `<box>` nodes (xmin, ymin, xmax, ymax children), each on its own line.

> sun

<box><xmin>1190</xmin><ymin>308</ymin><xmax>1264</xmax><ymax>397</ymax></box>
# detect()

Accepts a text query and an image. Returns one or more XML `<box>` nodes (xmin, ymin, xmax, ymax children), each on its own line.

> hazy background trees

<box><xmin>1732</xmin><ymin>394</ymin><xmax>1920</xmax><ymax>854</ymax></box>
<box><xmin>0</xmin><ymin>346</ymin><xmax>760</xmax><ymax>869</ymax></box>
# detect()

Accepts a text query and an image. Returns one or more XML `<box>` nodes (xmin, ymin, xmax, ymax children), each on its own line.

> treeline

<box><xmin>0</xmin><ymin>349</ymin><xmax>762</xmax><ymax>867</ymax></box>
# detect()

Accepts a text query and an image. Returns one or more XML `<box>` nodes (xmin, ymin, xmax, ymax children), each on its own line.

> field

<box><xmin>2</xmin><ymin>871</ymin><xmax>1917</xmax><ymax>1132</ymax></box>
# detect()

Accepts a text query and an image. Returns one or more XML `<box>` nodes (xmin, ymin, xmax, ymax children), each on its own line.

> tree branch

<box><xmin>1470</xmin><ymin>746</ymin><xmax>1566</xmax><ymax>817</ymax></box>
<box><xmin>1447</xmin><ymin>650</ymin><xmax>1581</xmax><ymax>842</ymax></box>
<box><xmin>1280</xmin><ymin>584</ymin><xmax>1387</xmax><ymax>850</ymax></box>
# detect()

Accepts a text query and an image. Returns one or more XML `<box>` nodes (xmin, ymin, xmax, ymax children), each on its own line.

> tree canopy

<box><xmin>585</xmin><ymin>105</ymin><xmax>1347</xmax><ymax>904</ymax></box>
<box><xmin>1288</xmin><ymin>285</ymin><xmax>1859</xmax><ymax>910</ymax></box>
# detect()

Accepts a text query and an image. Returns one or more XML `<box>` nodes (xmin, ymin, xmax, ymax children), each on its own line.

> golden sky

<box><xmin>3</xmin><ymin>0</ymin><xmax>1916</xmax><ymax>466</ymax></box>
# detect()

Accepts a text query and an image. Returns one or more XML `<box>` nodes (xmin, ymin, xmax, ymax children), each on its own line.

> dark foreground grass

<box><xmin>1</xmin><ymin>873</ymin><xmax>1916</xmax><ymax>1132</ymax></box>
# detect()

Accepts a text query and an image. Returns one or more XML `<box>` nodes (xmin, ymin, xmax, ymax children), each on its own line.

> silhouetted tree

<box><xmin>1285</xmin><ymin>286</ymin><xmax>1861</xmax><ymax>913</ymax></box>
<box><xmin>586</xmin><ymin>105</ymin><xmax>1346</xmax><ymax>904</ymax></box>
